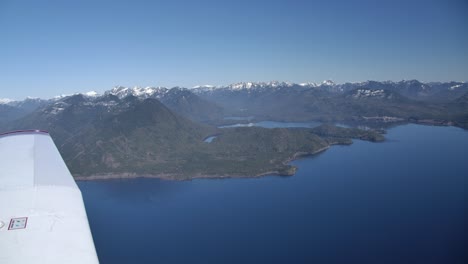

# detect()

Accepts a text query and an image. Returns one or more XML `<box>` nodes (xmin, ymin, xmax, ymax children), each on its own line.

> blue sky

<box><xmin>1</xmin><ymin>0</ymin><xmax>467</xmax><ymax>99</ymax></box>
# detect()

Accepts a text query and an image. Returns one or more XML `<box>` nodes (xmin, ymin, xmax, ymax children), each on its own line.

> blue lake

<box><xmin>78</xmin><ymin>124</ymin><xmax>468</xmax><ymax>264</ymax></box>
<box><xmin>203</xmin><ymin>136</ymin><xmax>217</xmax><ymax>143</ymax></box>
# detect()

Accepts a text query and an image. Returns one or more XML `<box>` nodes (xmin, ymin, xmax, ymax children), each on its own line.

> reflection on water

<box><xmin>204</xmin><ymin>136</ymin><xmax>217</xmax><ymax>143</ymax></box>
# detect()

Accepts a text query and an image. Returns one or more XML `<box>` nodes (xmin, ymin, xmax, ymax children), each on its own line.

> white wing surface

<box><xmin>0</xmin><ymin>130</ymin><xmax>99</xmax><ymax>264</ymax></box>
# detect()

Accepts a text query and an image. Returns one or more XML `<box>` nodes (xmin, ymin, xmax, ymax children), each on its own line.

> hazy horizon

<box><xmin>2</xmin><ymin>79</ymin><xmax>468</xmax><ymax>101</ymax></box>
<box><xmin>1</xmin><ymin>0</ymin><xmax>467</xmax><ymax>99</ymax></box>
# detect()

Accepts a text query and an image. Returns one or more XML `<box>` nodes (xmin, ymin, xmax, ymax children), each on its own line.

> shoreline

<box><xmin>74</xmin><ymin>145</ymin><xmax>332</xmax><ymax>182</ymax></box>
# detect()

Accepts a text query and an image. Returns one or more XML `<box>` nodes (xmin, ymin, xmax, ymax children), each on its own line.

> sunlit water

<box><xmin>78</xmin><ymin>124</ymin><xmax>467</xmax><ymax>264</ymax></box>
<box><xmin>219</xmin><ymin>120</ymin><xmax>322</xmax><ymax>128</ymax></box>
<box><xmin>203</xmin><ymin>136</ymin><xmax>217</xmax><ymax>143</ymax></box>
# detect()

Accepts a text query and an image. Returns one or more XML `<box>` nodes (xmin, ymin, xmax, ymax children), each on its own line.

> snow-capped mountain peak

<box><xmin>321</xmin><ymin>80</ymin><xmax>335</xmax><ymax>86</ymax></box>
<box><xmin>449</xmin><ymin>84</ymin><xmax>463</xmax><ymax>90</ymax></box>
<box><xmin>0</xmin><ymin>98</ymin><xmax>15</xmax><ymax>104</ymax></box>
<box><xmin>52</xmin><ymin>94</ymin><xmax>72</xmax><ymax>101</ymax></box>
<box><xmin>226</xmin><ymin>81</ymin><xmax>294</xmax><ymax>90</ymax></box>
<box><xmin>193</xmin><ymin>85</ymin><xmax>216</xmax><ymax>89</ymax></box>
<box><xmin>299</xmin><ymin>82</ymin><xmax>318</xmax><ymax>87</ymax></box>
<box><xmin>352</xmin><ymin>89</ymin><xmax>390</xmax><ymax>99</ymax></box>
<box><xmin>105</xmin><ymin>86</ymin><xmax>169</xmax><ymax>99</ymax></box>
<box><xmin>228</xmin><ymin>82</ymin><xmax>254</xmax><ymax>90</ymax></box>
<box><xmin>84</xmin><ymin>91</ymin><xmax>99</xmax><ymax>97</ymax></box>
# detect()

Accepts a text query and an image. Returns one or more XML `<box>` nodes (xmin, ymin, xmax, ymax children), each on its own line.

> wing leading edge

<box><xmin>0</xmin><ymin>130</ymin><xmax>99</xmax><ymax>264</ymax></box>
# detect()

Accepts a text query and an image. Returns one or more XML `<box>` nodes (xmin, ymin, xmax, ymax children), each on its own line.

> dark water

<box><xmin>78</xmin><ymin>124</ymin><xmax>467</xmax><ymax>264</ymax></box>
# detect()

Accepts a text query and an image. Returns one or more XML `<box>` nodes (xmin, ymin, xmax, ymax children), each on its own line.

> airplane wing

<box><xmin>0</xmin><ymin>130</ymin><xmax>99</xmax><ymax>264</ymax></box>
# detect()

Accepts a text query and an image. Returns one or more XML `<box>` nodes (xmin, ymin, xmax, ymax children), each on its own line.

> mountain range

<box><xmin>193</xmin><ymin>80</ymin><xmax>468</xmax><ymax>128</ymax></box>
<box><xmin>0</xmin><ymin>80</ymin><xmax>466</xmax><ymax>179</ymax></box>
<box><xmin>0</xmin><ymin>92</ymin><xmax>382</xmax><ymax>179</ymax></box>
<box><xmin>2</xmin><ymin>80</ymin><xmax>467</xmax><ymax>128</ymax></box>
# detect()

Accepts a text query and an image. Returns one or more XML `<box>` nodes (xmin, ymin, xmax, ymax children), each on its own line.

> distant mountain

<box><xmin>2</xmin><ymin>97</ymin><xmax>49</xmax><ymax>110</ymax></box>
<box><xmin>3</xmin><ymin>79</ymin><xmax>465</xmax><ymax>179</ymax></box>
<box><xmin>341</xmin><ymin>80</ymin><xmax>433</xmax><ymax>100</ymax></box>
<box><xmin>7</xmin><ymin>94</ymin><xmax>225</xmax><ymax>176</ymax></box>
<box><xmin>0</xmin><ymin>97</ymin><xmax>48</xmax><ymax>125</ymax></box>
<box><xmin>105</xmin><ymin>86</ymin><xmax>168</xmax><ymax>99</ymax></box>
<box><xmin>338</xmin><ymin>80</ymin><xmax>468</xmax><ymax>102</ymax></box>
<box><xmin>347</xmin><ymin>88</ymin><xmax>404</xmax><ymax>100</ymax></box>
<box><xmin>225</xmin><ymin>81</ymin><xmax>295</xmax><ymax>90</ymax></box>
<box><xmin>58</xmin><ymin>100</ymin><xmax>382</xmax><ymax>179</ymax></box>
<box><xmin>193</xmin><ymin>80</ymin><xmax>468</xmax><ymax>102</ymax></box>
<box><xmin>445</xmin><ymin>91</ymin><xmax>468</xmax><ymax>129</ymax></box>
<box><xmin>193</xmin><ymin>80</ymin><xmax>466</xmax><ymax>126</ymax></box>
<box><xmin>2</xmin><ymin>80</ymin><xmax>467</xmax><ymax>130</ymax></box>
<box><xmin>1</xmin><ymin>86</ymin><xmax>223</xmax><ymax>125</ymax></box>
<box><xmin>455</xmin><ymin>91</ymin><xmax>468</xmax><ymax>105</ymax></box>
<box><xmin>160</xmin><ymin>88</ymin><xmax>223</xmax><ymax>122</ymax></box>
<box><xmin>0</xmin><ymin>104</ymin><xmax>26</xmax><ymax>126</ymax></box>
<box><xmin>427</xmin><ymin>82</ymin><xmax>468</xmax><ymax>102</ymax></box>
<box><xmin>104</xmin><ymin>86</ymin><xmax>223</xmax><ymax>122</ymax></box>
<box><xmin>10</xmin><ymin>93</ymin><xmax>121</xmax><ymax>144</ymax></box>
<box><xmin>7</xmin><ymin>94</ymin><xmax>371</xmax><ymax>179</ymax></box>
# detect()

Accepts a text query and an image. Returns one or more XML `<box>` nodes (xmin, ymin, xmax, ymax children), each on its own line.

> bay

<box><xmin>78</xmin><ymin>124</ymin><xmax>468</xmax><ymax>264</ymax></box>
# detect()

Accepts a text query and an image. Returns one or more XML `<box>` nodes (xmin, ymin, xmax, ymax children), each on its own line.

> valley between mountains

<box><xmin>1</xmin><ymin>80</ymin><xmax>466</xmax><ymax>180</ymax></box>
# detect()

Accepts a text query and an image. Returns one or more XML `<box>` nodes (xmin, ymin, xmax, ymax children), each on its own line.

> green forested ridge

<box><xmin>3</xmin><ymin>97</ymin><xmax>383</xmax><ymax>179</ymax></box>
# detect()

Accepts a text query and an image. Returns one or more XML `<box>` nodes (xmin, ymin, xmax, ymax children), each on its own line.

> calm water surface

<box><xmin>203</xmin><ymin>136</ymin><xmax>217</xmax><ymax>143</ymax></box>
<box><xmin>78</xmin><ymin>124</ymin><xmax>467</xmax><ymax>264</ymax></box>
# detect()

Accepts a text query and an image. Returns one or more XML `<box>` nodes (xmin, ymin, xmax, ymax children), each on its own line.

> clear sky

<box><xmin>1</xmin><ymin>0</ymin><xmax>467</xmax><ymax>99</ymax></box>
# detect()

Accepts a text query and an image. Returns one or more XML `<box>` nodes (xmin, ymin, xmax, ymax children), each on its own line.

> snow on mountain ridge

<box><xmin>3</xmin><ymin>80</ymin><xmax>466</xmax><ymax>105</ymax></box>
<box><xmin>449</xmin><ymin>84</ymin><xmax>463</xmax><ymax>90</ymax></box>
<box><xmin>225</xmin><ymin>81</ymin><xmax>295</xmax><ymax>90</ymax></box>
<box><xmin>0</xmin><ymin>98</ymin><xmax>15</xmax><ymax>104</ymax></box>
<box><xmin>321</xmin><ymin>80</ymin><xmax>335</xmax><ymax>86</ymax></box>
<box><xmin>84</xmin><ymin>91</ymin><xmax>99</xmax><ymax>97</ymax></box>
<box><xmin>193</xmin><ymin>85</ymin><xmax>216</xmax><ymax>89</ymax></box>
<box><xmin>193</xmin><ymin>80</ymin><xmax>340</xmax><ymax>91</ymax></box>
<box><xmin>299</xmin><ymin>82</ymin><xmax>318</xmax><ymax>87</ymax></box>
<box><xmin>352</xmin><ymin>89</ymin><xmax>388</xmax><ymax>99</ymax></box>
<box><xmin>105</xmin><ymin>86</ymin><xmax>169</xmax><ymax>99</ymax></box>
